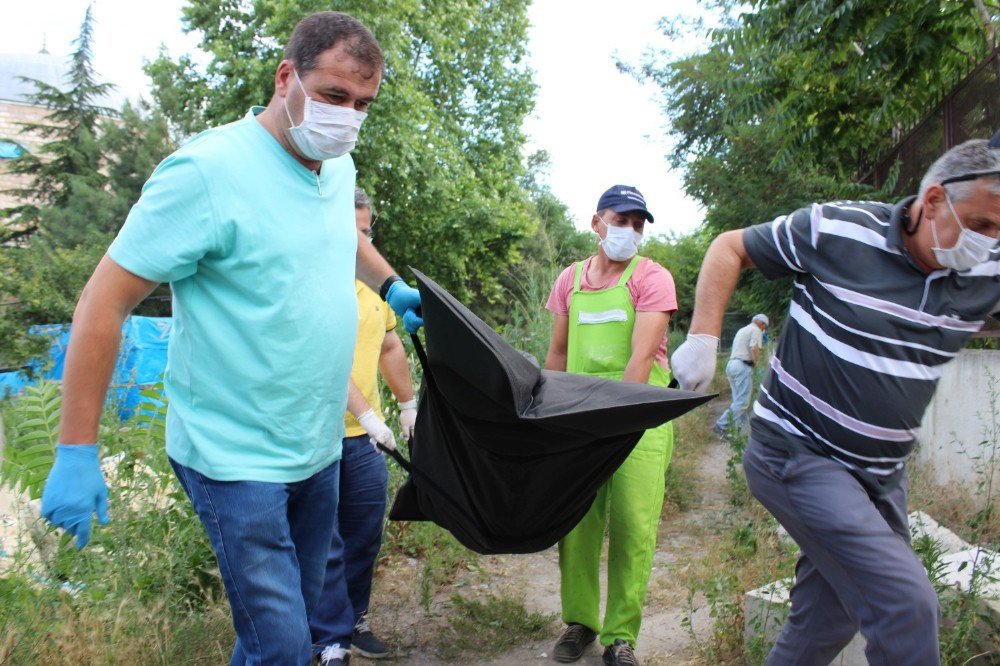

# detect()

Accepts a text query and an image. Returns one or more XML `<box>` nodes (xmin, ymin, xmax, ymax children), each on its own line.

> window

<box><xmin>0</xmin><ymin>141</ymin><xmax>25</xmax><ymax>159</ymax></box>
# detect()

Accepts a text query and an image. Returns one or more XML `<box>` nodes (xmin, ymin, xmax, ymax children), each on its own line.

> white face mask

<box><xmin>930</xmin><ymin>195</ymin><xmax>997</xmax><ymax>271</ymax></box>
<box><xmin>598</xmin><ymin>216</ymin><xmax>642</xmax><ymax>262</ymax></box>
<box><xmin>284</xmin><ymin>68</ymin><xmax>367</xmax><ymax>161</ymax></box>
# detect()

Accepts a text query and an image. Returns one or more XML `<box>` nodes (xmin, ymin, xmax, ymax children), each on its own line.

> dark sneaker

<box><xmin>318</xmin><ymin>644</ymin><xmax>351</xmax><ymax>665</ymax></box>
<box><xmin>553</xmin><ymin>623</ymin><xmax>597</xmax><ymax>662</ymax></box>
<box><xmin>352</xmin><ymin>617</ymin><xmax>391</xmax><ymax>659</ymax></box>
<box><xmin>602</xmin><ymin>639</ymin><xmax>639</xmax><ymax>666</ymax></box>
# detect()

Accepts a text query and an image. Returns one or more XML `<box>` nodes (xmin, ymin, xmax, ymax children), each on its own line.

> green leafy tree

<box><xmin>145</xmin><ymin>0</ymin><xmax>539</xmax><ymax>309</ymax></box>
<box><xmin>655</xmin><ymin>1</ymin><xmax>997</xmax><ymax>177</ymax></box>
<box><xmin>639</xmin><ymin>0</ymin><xmax>998</xmax><ymax>318</ymax></box>
<box><xmin>641</xmin><ymin>228</ymin><xmax>713</xmax><ymax>332</ymax></box>
<box><xmin>0</xmin><ymin>238</ymin><xmax>110</xmax><ymax>370</ymax></box>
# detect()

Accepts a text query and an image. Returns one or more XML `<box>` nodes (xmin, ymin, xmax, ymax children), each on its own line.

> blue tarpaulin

<box><xmin>0</xmin><ymin>317</ymin><xmax>172</xmax><ymax>419</ymax></box>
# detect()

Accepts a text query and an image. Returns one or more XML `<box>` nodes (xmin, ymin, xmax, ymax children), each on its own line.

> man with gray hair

<box><xmin>672</xmin><ymin>132</ymin><xmax>1000</xmax><ymax>664</ymax></box>
<box><xmin>714</xmin><ymin>313</ymin><xmax>768</xmax><ymax>437</ymax></box>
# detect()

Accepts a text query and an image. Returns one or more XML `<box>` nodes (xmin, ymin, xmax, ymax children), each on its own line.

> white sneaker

<box><xmin>318</xmin><ymin>643</ymin><xmax>350</xmax><ymax>665</ymax></box>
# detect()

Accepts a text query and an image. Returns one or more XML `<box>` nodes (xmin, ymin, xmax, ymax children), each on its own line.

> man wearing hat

<box><xmin>672</xmin><ymin>133</ymin><xmax>1000</xmax><ymax>664</ymax></box>
<box><xmin>714</xmin><ymin>313</ymin><xmax>769</xmax><ymax>437</ymax></box>
<box><xmin>543</xmin><ymin>185</ymin><xmax>678</xmax><ymax>666</ymax></box>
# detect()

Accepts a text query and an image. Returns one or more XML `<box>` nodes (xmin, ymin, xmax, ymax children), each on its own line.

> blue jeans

<box><xmin>170</xmin><ymin>458</ymin><xmax>341</xmax><ymax>666</ymax></box>
<box><xmin>716</xmin><ymin>358</ymin><xmax>753</xmax><ymax>434</ymax></box>
<box><xmin>310</xmin><ymin>434</ymin><xmax>389</xmax><ymax>650</ymax></box>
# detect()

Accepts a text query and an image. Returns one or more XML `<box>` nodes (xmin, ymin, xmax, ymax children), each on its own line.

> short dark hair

<box><xmin>284</xmin><ymin>12</ymin><xmax>384</xmax><ymax>77</ymax></box>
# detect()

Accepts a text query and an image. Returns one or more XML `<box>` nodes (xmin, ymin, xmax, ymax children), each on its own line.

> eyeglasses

<box><xmin>941</xmin><ymin>169</ymin><xmax>1000</xmax><ymax>186</ymax></box>
<box><xmin>940</xmin><ymin>130</ymin><xmax>1000</xmax><ymax>186</ymax></box>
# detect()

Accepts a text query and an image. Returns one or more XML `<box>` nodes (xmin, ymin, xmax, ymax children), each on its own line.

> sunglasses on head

<box><xmin>939</xmin><ymin>129</ymin><xmax>1000</xmax><ymax>186</ymax></box>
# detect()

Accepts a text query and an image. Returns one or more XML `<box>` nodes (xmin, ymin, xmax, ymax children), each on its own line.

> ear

<box><xmin>922</xmin><ymin>183</ymin><xmax>947</xmax><ymax>220</ymax></box>
<box><xmin>275</xmin><ymin>60</ymin><xmax>294</xmax><ymax>98</ymax></box>
<box><xmin>591</xmin><ymin>214</ymin><xmax>602</xmax><ymax>235</ymax></box>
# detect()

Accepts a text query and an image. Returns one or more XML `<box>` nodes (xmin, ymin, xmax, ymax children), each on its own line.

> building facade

<box><xmin>0</xmin><ymin>51</ymin><xmax>70</xmax><ymax>211</ymax></box>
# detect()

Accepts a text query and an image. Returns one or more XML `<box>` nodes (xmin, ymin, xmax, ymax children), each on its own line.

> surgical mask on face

<box><xmin>930</xmin><ymin>195</ymin><xmax>997</xmax><ymax>271</ymax></box>
<box><xmin>598</xmin><ymin>217</ymin><xmax>642</xmax><ymax>262</ymax></box>
<box><xmin>284</xmin><ymin>68</ymin><xmax>367</xmax><ymax>160</ymax></box>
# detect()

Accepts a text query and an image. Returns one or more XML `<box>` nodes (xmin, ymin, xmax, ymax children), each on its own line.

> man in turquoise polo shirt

<box><xmin>39</xmin><ymin>12</ymin><xmax>422</xmax><ymax>665</ymax></box>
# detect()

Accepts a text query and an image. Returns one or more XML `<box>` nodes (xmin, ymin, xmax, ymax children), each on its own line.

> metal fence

<box><xmin>862</xmin><ymin>48</ymin><xmax>1000</xmax><ymax>197</ymax></box>
<box><xmin>859</xmin><ymin>48</ymin><xmax>999</xmax><ymax>341</ymax></box>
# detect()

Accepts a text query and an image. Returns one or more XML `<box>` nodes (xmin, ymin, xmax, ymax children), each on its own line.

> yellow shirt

<box><xmin>344</xmin><ymin>281</ymin><xmax>397</xmax><ymax>437</ymax></box>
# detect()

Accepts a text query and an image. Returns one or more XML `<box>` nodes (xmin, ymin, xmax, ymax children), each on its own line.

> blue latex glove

<box><xmin>385</xmin><ymin>280</ymin><xmax>424</xmax><ymax>333</ymax></box>
<box><xmin>41</xmin><ymin>443</ymin><xmax>110</xmax><ymax>548</ymax></box>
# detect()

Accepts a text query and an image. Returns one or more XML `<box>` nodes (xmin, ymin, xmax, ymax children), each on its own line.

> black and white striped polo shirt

<box><xmin>744</xmin><ymin>197</ymin><xmax>1000</xmax><ymax>485</ymax></box>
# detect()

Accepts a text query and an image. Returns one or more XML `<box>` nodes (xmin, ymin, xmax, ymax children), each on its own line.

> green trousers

<box><xmin>558</xmin><ymin>419</ymin><xmax>674</xmax><ymax>646</ymax></box>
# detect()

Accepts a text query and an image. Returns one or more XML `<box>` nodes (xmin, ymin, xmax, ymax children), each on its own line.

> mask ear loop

<box><xmin>284</xmin><ymin>67</ymin><xmax>310</xmax><ymax>127</ymax></box>
<box><xmin>902</xmin><ymin>204</ymin><xmax>921</xmax><ymax>236</ymax></box>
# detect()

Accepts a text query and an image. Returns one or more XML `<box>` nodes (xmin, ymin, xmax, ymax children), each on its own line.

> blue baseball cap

<box><xmin>596</xmin><ymin>184</ymin><xmax>654</xmax><ymax>223</ymax></box>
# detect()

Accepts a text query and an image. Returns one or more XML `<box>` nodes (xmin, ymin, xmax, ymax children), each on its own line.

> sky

<box><xmin>3</xmin><ymin>0</ymin><xmax>705</xmax><ymax>237</ymax></box>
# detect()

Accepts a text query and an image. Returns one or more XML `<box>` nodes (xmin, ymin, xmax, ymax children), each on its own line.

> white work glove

<box><xmin>398</xmin><ymin>399</ymin><xmax>417</xmax><ymax>442</ymax></box>
<box><xmin>358</xmin><ymin>409</ymin><xmax>397</xmax><ymax>452</ymax></box>
<box><xmin>670</xmin><ymin>333</ymin><xmax>720</xmax><ymax>392</ymax></box>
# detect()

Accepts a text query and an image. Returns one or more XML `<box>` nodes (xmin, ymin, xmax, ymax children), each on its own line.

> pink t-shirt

<box><xmin>545</xmin><ymin>256</ymin><xmax>678</xmax><ymax>368</ymax></box>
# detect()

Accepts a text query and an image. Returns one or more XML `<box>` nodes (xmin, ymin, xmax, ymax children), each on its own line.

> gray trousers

<box><xmin>743</xmin><ymin>438</ymin><xmax>940</xmax><ymax>666</ymax></box>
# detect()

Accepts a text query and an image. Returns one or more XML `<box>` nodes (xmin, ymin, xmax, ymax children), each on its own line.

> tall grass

<box><xmin>0</xmin><ymin>382</ymin><xmax>228</xmax><ymax>663</ymax></box>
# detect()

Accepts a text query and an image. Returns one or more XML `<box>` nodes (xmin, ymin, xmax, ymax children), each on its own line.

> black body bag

<box><xmin>385</xmin><ymin>270</ymin><xmax>714</xmax><ymax>554</ymax></box>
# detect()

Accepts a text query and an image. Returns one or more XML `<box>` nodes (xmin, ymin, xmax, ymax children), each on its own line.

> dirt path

<box><xmin>373</xmin><ymin>410</ymin><xmax>733</xmax><ymax>665</ymax></box>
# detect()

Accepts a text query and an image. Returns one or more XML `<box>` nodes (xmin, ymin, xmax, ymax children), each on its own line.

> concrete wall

<box><xmin>915</xmin><ymin>349</ymin><xmax>1000</xmax><ymax>488</ymax></box>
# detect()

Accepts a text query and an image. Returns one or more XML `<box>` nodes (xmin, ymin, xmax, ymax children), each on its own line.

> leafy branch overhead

<box><xmin>639</xmin><ymin>0</ymin><xmax>999</xmax><ymax>317</ymax></box>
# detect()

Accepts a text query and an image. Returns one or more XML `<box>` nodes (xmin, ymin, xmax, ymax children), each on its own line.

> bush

<box><xmin>0</xmin><ymin>382</ymin><xmax>226</xmax><ymax>661</ymax></box>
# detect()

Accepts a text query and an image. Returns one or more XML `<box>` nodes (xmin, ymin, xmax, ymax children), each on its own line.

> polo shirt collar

<box><xmin>887</xmin><ymin>195</ymin><xmax>918</xmax><ymax>252</ymax></box>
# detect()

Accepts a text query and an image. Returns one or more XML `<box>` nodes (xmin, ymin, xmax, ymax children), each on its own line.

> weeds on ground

<box><xmin>436</xmin><ymin>593</ymin><xmax>555</xmax><ymax>659</ymax></box>
<box><xmin>662</xmin><ymin>409</ymin><xmax>708</xmax><ymax>515</ymax></box>
<box><xmin>679</xmin><ymin>495</ymin><xmax>796</xmax><ymax>665</ymax></box>
<box><xmin>910</xmin><ymin>370</ymin><xmax>1000</xmax><ymax>664</ymax></box>
<box><xmin>380</xmin><ymin>509</ymin><xmax>476</xmax><ymax>613</ymax></box>
<box><xmin>0</xmin><ymin>381</ymin><xmax>229</xmax><ymax>663</ymax></box>
<box><xmin>680</xmin><ymin>347</ymin><xmax>798</xmax><ymax>665</ymax></box>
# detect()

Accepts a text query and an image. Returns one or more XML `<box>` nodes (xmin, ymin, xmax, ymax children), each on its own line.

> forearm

<box><xmin>624</xmin><ymin>311</ymin><xmax>669</xmax><ymax>384</ymax></box>
<box><xmin>622</xmin><ymin>354</ymin><xmax>655</xmax><ymax>384</ymax></box>
<box><xmin>544</xmin><ymin>348</ymin><xmax>567</xmax><ymax>372</ymax></box>
<box><xmin>689</xmin><ymin>230</ymin><xmax>755</xmax><ymax>337</ymax></box>
<box><xmin>58</xmin><ymin>302</ymin><xmax>127</xmax><ymax>444</ymax></box>
<box><xmin>545</xmin><ymin>313</ymin><xmax>569</xmax><ymax>371</ymax></box>
<box><xmin>58</xmin><ymin>257</ymin><xmax>157</xmax><ymax>444</ymax></box>
<box><xmin>346</xmin><ymin>379</ymin><xmax>372</xmax><ymax>419</ymax></box>
<box><xmin>378</xmin><ymin>340</ymin><xmax>414</xmax><ymax>403</ymax></box>
<box><xmin>355</xmin><ymin>229</ymin><xmax>397</xmax><ymax>292</ymax></box>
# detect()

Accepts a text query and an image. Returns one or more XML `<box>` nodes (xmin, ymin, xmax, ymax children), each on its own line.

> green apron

<box><xmin>558</xmin><ymin>256</ymin><xmax>675</xmax><ymax>647</ymax></box>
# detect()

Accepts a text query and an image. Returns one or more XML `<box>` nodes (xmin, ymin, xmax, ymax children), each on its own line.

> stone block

<box><xmin>745</xmin><ymin>577</ymin><xmax>868</xmax><ymax>664</ymax></box>
<box><xmin>909</xmin><ymin>510</ymin><xmax>969</xmax><ymax>555</ymax></box>
<box><xmin>749</xmin><ymin>511</ymin><xmax>986</xmax><ymax>663</ymax></box>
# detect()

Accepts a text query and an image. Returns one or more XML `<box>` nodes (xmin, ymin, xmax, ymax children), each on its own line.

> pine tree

<box><xmin>1</xmin><ymin>3</ymin><xmax>115</xmax><ymax>244</ymax></box>
<box><xmin>0</xmin><ymin>6</ymin><xmax>175</xmax><ymax>370</ymax></box>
